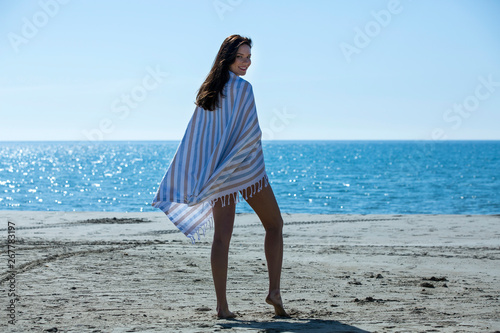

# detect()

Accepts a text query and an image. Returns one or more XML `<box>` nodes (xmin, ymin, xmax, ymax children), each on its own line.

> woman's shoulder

<box><xmin>229</xmin><ymin>72</ymin><xmax>253</xmax><ymax>93</ymax></box>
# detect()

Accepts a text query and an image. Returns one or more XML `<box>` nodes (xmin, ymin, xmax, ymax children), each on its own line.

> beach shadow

<box><xmin>217</xmin><ymin>317</ymin><xmax>371</xmax><ymax>332</ymax></box>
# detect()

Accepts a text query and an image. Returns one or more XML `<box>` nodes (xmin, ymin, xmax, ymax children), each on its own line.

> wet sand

<box><xmin>1</xmin><ymin>212</ymin><xmax>499</xmax><ymax>332</ymax></box>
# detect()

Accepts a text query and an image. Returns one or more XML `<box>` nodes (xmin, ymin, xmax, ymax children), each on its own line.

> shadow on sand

<box><xmin>217</xmin><ymin>317</ymin><xmax>371</xmax><ymax>332</ymax></box>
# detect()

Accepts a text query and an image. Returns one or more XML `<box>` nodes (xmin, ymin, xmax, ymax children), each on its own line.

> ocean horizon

<box><xmin>1</xmin><ymin>140</ymin><xmax>499</xmax><ymax>215</ymax></box>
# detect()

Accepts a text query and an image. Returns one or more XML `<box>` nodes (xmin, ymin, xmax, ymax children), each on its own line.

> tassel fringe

<box><xmin>190</xmin><ymin>174</ymin><xmax>269</xmax><ymax>244</ymax></box>
<box><xmin>208</xmin><ymin>174</ymin><xmax>269</xmax><ymax>209</ymax></box>
<box><xmin>188</xmin><ymin>215</ymin><xmax>215</xmax><ymax>244</ymax></box>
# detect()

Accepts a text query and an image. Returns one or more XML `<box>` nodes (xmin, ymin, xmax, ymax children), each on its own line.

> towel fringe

<box><xmin>207</xmin><ymin>174</ymin><xmax>269</xmax><ymax>209</ymax></box>
<box><xmin>189</xmin><ymin>215</ymin><xmax>215</xmax><ymax>244</ymax></box>
<box><xmin>191</xmin><ymin>174</ymin><xmax>269</xmax><ymax>244</ymax></box>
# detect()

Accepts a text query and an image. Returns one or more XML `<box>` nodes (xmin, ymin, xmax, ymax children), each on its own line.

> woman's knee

<box><xmin>263</xmin><ymin>216</ymin><xmax>284</xmax><ymax>233</ymax></box>
<box><xmin>213</xmin><ymin>233</ymin><xmax>232</xmax><ymax>250</ymax></box>
<box><xmin>213</xmin><ymin>224</ymin><xmax>233</xmax><ymax>246</ymax></box>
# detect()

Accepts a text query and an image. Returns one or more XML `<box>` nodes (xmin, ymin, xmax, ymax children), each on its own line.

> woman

<box><xmin>152</xmin><ymin>34</ymin><xmax>287</xmax><ymax>319</ymax></box>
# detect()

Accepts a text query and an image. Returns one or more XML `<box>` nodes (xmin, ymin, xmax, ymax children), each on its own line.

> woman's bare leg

<box><xmin>243</xmin><ymin>183</ymin><xmax>289</xmax><ymax>317</ymax></box>
<box><xmin>211</xmin><ymin>197</ymin><xmax>237</xmax><ymax>319</ymax></box>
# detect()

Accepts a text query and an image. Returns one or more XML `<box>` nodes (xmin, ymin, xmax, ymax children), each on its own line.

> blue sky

<box><xmin>1</xmin><ymin>0</ymin><xmax>499</xmax><ymax>141</ymax></box>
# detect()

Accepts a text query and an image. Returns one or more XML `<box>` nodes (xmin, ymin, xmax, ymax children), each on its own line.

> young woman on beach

<box><xmin>152</xmin><ymin>34</ymin><xmax>288</xmax><ymax>319</ymax></box>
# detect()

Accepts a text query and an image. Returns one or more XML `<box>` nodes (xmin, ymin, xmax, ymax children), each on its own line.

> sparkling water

<box><xmin>1</xmin><ymin>141</ymin><xmax>499</xmax><ymax>214</ymax></box>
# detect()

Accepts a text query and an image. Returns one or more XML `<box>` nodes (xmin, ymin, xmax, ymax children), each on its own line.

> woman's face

<box><xmin>229</xmin><ymin>44</ymin><xmax>251</xmax><ymax>76</ymax></box>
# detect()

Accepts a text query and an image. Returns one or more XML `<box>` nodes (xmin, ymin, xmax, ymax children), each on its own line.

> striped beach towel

<box><xmin>152</xmin><ymin>70</ymin><xmax>269</xmax><ymax>242</ymax></box>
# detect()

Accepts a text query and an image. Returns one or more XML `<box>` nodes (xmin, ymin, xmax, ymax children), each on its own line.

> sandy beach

<box><xmin>0</xmin><ymin>211</ymin><xmax>499</xmax><ymax>332</ymax></box>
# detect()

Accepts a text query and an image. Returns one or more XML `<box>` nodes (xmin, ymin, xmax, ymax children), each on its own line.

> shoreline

<box><xmin>0</xmin><ymin>212</ymin><xmax>499</xmax><ymax>332</ymax></box>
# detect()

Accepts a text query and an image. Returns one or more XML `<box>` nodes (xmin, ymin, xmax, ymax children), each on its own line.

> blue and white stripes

<box><xmin>152</xmin><ymin>71</ymin><xmax>268</xmax><ymax>242</ymax></box>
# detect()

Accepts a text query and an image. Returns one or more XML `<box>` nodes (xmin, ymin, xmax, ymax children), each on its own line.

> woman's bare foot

<box><xmin>266</xmin><ymin>291</ymin><xmax>289</xmax><ymax>317</ymax></box>
<box><xmin>216</xmin><ymin>307</ymin><xmax>236</xmax><ymax>319</ymax></box>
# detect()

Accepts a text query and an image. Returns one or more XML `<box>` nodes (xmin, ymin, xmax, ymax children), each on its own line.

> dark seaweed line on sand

<box><xmin>237</xmin><ymin>218</ymin><xmax>400</xmax><ymax>229</ymax></box>
<box><xmin>0</xmin><ymin>218</ymin><xmax>153</xmax><ymax>232</ymax></box>
<box><xmin>140</xmin><ymin>218</ymin><xmax>401</xmax><ymax>235</ymax></box>
<box><xmin>0</xmin><ymin>217</ymin><xmax>399</xmax><ymax>233</ymax></box>
<box><xmin>10</xmin><ymin>239</ymin><xmax>172</xmax><ymax>246</ymax></box>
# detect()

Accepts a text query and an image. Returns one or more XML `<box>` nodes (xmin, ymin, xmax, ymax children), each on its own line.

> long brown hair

<box><xmin>195</xmin><ymin>34</ymin><xmax>252</xmax><ymax>111</ymax></box>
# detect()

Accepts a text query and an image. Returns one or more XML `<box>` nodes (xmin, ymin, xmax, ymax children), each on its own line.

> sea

<box><xmin>0</xmin><ymin>141</ymin><xmax>499</xmax><ymax>215</ymax></box>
